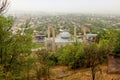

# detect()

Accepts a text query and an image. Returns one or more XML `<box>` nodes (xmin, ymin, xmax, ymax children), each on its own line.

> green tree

<box><xmin>35</xmin><ymin>49</ymin><xmax>50</xmax><ymax>80</ymax></box>
<box><xmin>113</xmin><ymin>31</ymin><xmax>120</xmax><ymax>54</ymax></box>
<box><xmin>84</xmin><ymin>41</ymin><xmax>109</xmax><ymax>80</ymax></box>
<box><xmin>57</xmin><ymin>42</ymin><xmax>85</xmax><ymax>69</ymax></box>
<box><xmin>96</xmin><ymin>29</ymin><xmax>117</xmax><ymax>52</ymax></box>
<box><xmin>36</xmin><ymin>25</ymin><xmax>43</xmax><ymax>31</ymax></box>
<box><xmin>84</xmin><ymin>43</ymin><xmax>99</xmax><ymax>80</ymax></box>
<box><xmin>0</xmin><ymin>16</ymin><xmax>33</xmax><ymax>80</ymax></box>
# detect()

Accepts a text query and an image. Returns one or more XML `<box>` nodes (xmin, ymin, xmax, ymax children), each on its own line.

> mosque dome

<box><xmin>60</xmin><ymin>31</ymin><xmax>71</xmax><ymax>39</ymax></box>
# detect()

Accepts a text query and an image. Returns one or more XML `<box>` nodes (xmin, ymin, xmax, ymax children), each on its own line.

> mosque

<box><xmin>45</xmin><ymin>26</ymin><xmax>97</xmax><ymax>51</ymax></box>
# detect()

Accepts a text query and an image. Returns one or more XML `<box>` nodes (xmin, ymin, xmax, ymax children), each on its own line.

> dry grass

<box><xmin>50</xmin><ymin>65</ymin><xmax>120</xmax><ymax>80</ymax></box>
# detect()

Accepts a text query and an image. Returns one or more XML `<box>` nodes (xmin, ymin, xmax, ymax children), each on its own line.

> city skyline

<box><xmin>9</xmin><ymin>0</ymin><xmax>120</xmax><ymax>14</ymax></box>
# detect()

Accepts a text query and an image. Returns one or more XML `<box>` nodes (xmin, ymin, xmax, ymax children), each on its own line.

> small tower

<box><xmin>47</xmin><ymin>26</ymin><xmax>56</xmax><ymax>52</ymax></box>
<box><xmin>74</xmin><ymin>25</ymin><xmax>77</xmax><ymax>40</ymax></box>
<box><xmin>81</xmin><ymin>26</ymin><xmax>90</xmax><ymax>43</ymax></box>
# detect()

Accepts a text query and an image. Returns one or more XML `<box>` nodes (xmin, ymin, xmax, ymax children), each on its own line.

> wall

<box><xmin>108</xmin><ymin>54</ymin><xmax>120</xmax><ymax>74</ymax></box>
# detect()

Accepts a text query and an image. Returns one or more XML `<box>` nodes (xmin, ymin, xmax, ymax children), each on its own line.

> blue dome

<box><xmin>60</xmin><ymin>32</ymin><xmax>71</xmax><ymax>39</ymax></box>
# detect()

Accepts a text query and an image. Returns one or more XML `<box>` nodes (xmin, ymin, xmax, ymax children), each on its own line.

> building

<box><xmin>45</xmin><ymin>30</ymin><xmax>82</xmax><ymax>51</ymax></box>
<box><xmin>52</xmin><ymin>31</ymin><xmax>82</xmax><ymax>47</ymax></box>
<box><xmin>87</xmin><ymin>33</ymin><xmax>97</xmax><ymax>42</ymax></box>
<box><xmin>45</xmin><ymin>26</ymin><xmax>97</xmax><ymax>51</ymax></box>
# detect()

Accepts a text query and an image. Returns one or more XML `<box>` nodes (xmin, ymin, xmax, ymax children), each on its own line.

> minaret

<box><xmin>83</xmin><ymin>27</ymin><xmax>87</xmax><ymax>43</ymax></box>
<box><xmin>81</xmin><ymin>26</ymin><xmax>90</xmax><ymax>43</ymax></box>
<box><xmin>47</xmin><ymin>26</ymin><xmax>56</xmax><ymax>52</ymax></box>
<box><xmin>74</xmin><ymin>25</ymin><xmax>77</xmax><ymax>40</ymax></box>
<box><xmin>52</xmin><ymin>27</ymin><xmax>55</xmax><ymax>52</ymax></box>
<box><xmin>45</xmin><ymin>37</ymin><xmax>47</xmax><ymax>50</ymax></box>
<box><xmin>48</xmin><ymin>26</ymin><xmax>50</xmax><ymax>38</ymax></box>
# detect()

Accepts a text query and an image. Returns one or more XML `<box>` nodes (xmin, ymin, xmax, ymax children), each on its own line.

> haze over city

<box><xmin>9</xmin><ymin>0</ymin><xmax>120</xmax><ymax>14</ymax></box>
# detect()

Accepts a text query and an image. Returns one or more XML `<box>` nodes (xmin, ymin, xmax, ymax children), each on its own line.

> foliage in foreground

<box><xmin>0</xmin><ymin>16</ymin><xmax>33</xmax><ymax>80</ymax></box>
<box><xmin>57</xmin><ymin>42</ymin><xmax>85</xmax><ymax>69</ymax></box>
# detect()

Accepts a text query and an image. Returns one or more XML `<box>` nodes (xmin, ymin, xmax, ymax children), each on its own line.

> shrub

<box><xmin>113</xmin><ymin>31</ymin><xmax>120</xmax><ymax>54</ymax></box>
<box><xmin>48</xmin><ymin>53</ymin><xmax>58</xmax><ymax>66</ymax></box>
<box><xmin>35</xmin><ymin>49</ymin><xmax>50</xmax><ymax>80</ymax></box>
<box><xmin>57</xmin><ymin>43</ymin><xmax>85</xmax><ymax>69</ymax></box>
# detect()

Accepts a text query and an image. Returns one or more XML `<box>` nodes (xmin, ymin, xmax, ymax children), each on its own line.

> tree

<box><xmin>57</xmin><ymin>42</ymin><xmax>85</xmax><ymax>69</ymax></box>
<box><xmin>0</xmin><ymin>16</ymin><xmax>33</xmax><ymax>79</ymax></box>
<box><xmin>35</xmin><ymin>49</ymin><xmax>50</xmax><ymax>80</ymax></box>
<box><xmin>0</xmin><ymin>0</ymin><xmax>9</xmax><ymax>15</ymax></box>
<box><xmin>84</xmin><ymin>41</ymin><xmax>110</xmax><ymax>80</ymax></box>
<box><xmin>84</xmin><ymin>43</ymin><xmax>102</xmax><ymax>80</ymax></box>
<box><xmin>113</xmin><ymin>31</ymin><xmax>120</xmax><ymax>54</ymax></box>
<box><xmin>36</xmin><ymin>25</ymin><xmax>43</xmax><ymax>32</ymax></box>
<box><xmin>96</xmin><ymin>29</ymin><xmax>117</xmax><ymax>53</ymax></box>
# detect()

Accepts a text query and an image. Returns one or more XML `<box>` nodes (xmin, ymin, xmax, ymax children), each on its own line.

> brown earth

<box><xmin>49</xmin><ymin>65</ymin><xmax>120</xmax><ymax>80</ymax></box>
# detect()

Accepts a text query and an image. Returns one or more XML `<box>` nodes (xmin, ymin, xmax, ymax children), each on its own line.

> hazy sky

<box><xmin>9</xmin><ymin>0</ymin><xmax>120</xmax><ymax>14</ymax></box>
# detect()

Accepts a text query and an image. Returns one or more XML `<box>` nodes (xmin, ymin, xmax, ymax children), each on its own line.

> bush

<box><xmin>98</xmin><ymin>40</ymin><xmax>109</xmax><ymax>63</ymax></box>
<box><xmin>56</xmin><ymin>43</ymin><xmax>85</xmax><ymax>69</ymax></box>
<box><xmin>48</xmin><ymin>53</ymin><xmax>58</xmax><ymax>66</ymax></box>
<box><xmin>96</xmin><ymin>29</ymin><xmax>119</xmax><ymax>55</ymax></box>
<box><xmin>35</xmin><ymin>49</ymin><xmax>50</xmax><ymax>80</ymax></box>
<box><xmin>113</xmin><ymin>31</ymin><xmax>120</xmax><ymax>54</ymax></box>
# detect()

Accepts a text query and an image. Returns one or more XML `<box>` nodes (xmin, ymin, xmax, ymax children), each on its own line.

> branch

<box><xmin>0</xmin><ymin>0</ymin><xmax>9</xmax><ymax>15</ymax></box>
